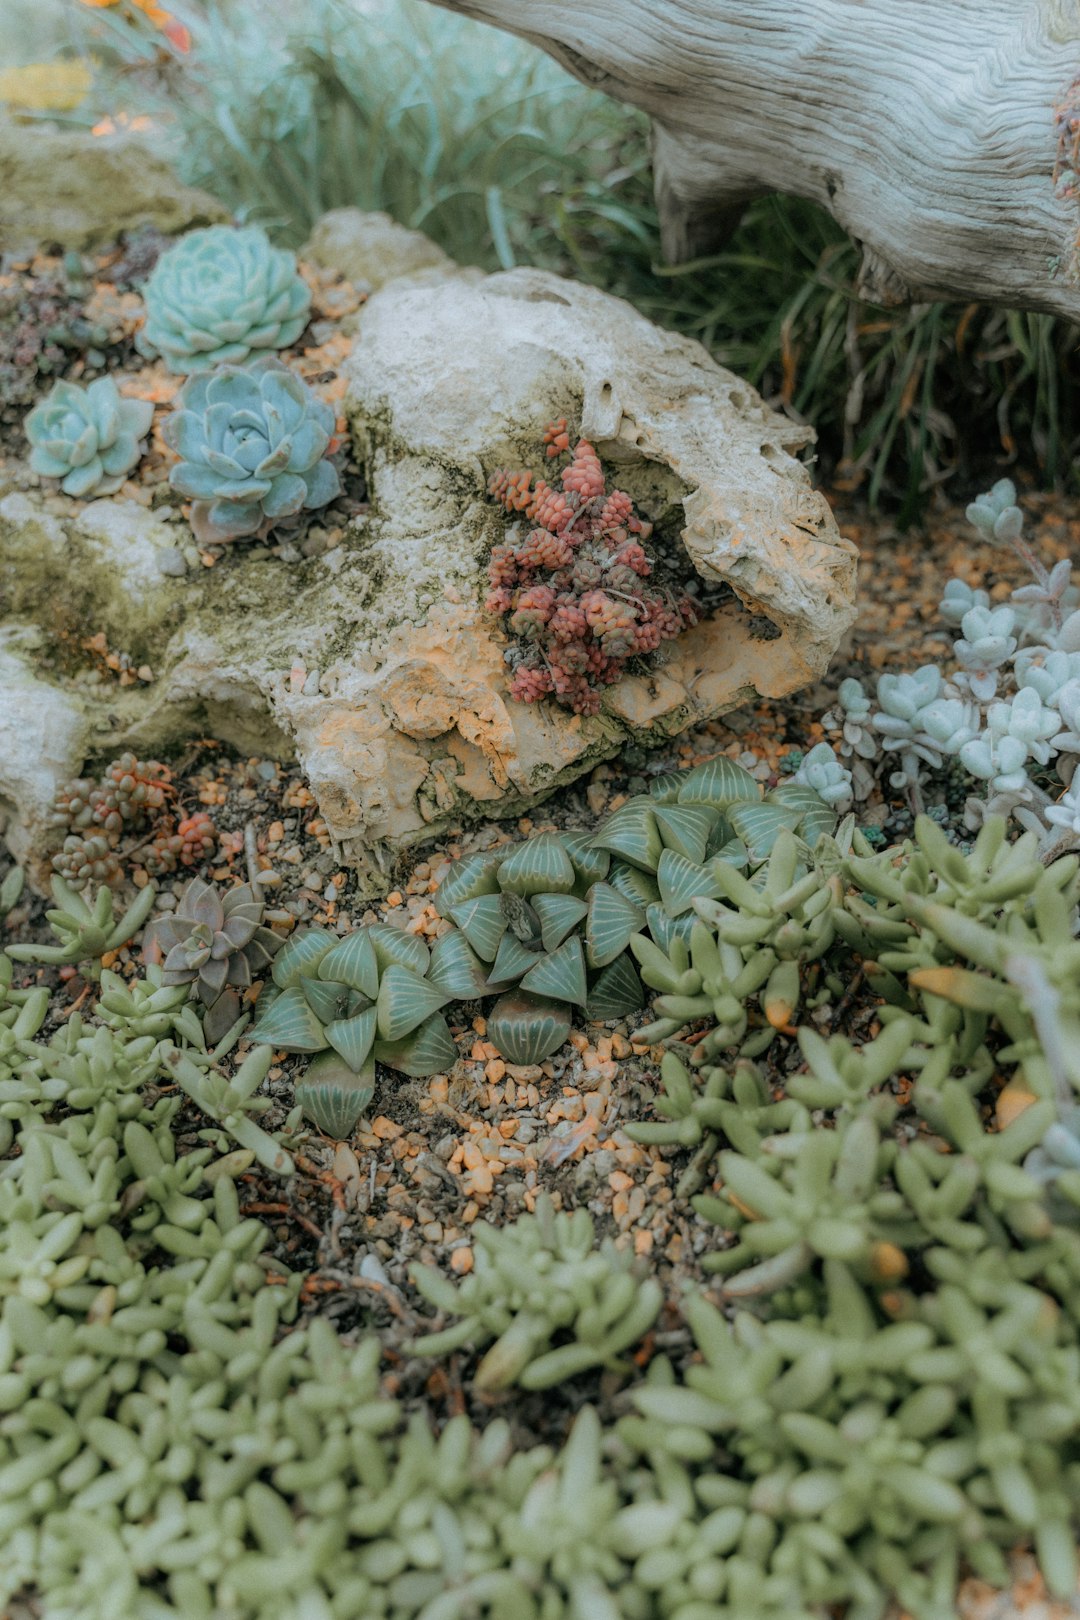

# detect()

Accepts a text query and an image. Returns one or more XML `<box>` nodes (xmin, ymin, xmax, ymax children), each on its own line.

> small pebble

<box><xmin>359</xmin><ymin>1252</ymin><xmax>390</xmax><ymax>1285</ymax></box>
<box><xmin>157</xmin><ymin>548</ymin><xmax>188</xmax><ymax>577</ymax></box>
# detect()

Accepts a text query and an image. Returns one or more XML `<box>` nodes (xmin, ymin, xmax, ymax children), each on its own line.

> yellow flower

<box><xmin>0</xmin><ymin>59</ymin><xmax>94</xmax><ymax>111</ymax></box>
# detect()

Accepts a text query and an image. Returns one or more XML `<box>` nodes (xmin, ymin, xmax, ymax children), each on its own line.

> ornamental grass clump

<box><xmin>163</xmin><ymin>355</ymin><xmax>340</xmax><ymax>544</ymax></box>
<box><xmin>137</xmin><ymin>223</ymin><xmax>311</xmax><ymax>373</ymax></box>
<box><xmin>487</xmin><ymin>419</ymin><xmax>700</xmax><ymax>714</ymax></box>
<box><xmin>24</xmin><ymin>375</ymin><xmax>153</xmax><ymax>497</ymax></box>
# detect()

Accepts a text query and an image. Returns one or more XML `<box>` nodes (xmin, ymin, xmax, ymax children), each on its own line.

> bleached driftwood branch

<box><xmin>424</xmin><ymin>0</ymin><xmax>1080</xmax><ymax>318</ymax></box>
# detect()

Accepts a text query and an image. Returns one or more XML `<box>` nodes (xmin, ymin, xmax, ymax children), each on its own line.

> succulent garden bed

<box><xmin>6</xmin><ymin>181</ymin><xmax>1080</xmax><ymax>1620</ymax></box>
<box><xmin>2</xmin><ymin>223</ymin><xmax>367</xmax><ymax>532</ymax></box>
<box><xmin>5</xmin><ymin>485</ymin><xmax>1080</xmax><ymax>1619</ymax></box>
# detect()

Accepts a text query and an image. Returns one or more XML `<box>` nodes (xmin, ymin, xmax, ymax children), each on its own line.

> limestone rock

<box><xmin>303</xmin><ymin>207</ymin><xmax>460</xmax><ymax>291</ymax></box>
<box><xmin>0</xmin><ymin>118</ymin><xmax>228</xmax><ymax>253</ymax></box>
<box><xmin>0</xmin><ymin>230</ymin><xmax>856</xmax><ymax>895</ymax></box>
<box><xmin>0</xmin><ymin>629</ymin><xmax>88</xmax><ymax>871</ymax></box>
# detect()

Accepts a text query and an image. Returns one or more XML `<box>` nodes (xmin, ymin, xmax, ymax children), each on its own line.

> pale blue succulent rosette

<box><xmin>163</xmin><ymin>355</ymin><xmax>341</xmax><ymax>544</ymax></box>
<box><xmin>25</xmin><ymin>375</ymin><xmax>154</xmax><ymax>498</ymax></box>
<box><xmin>137</xmin><ymin>224</ymin><xmax>311</xmax><ymax>374</ymax></box>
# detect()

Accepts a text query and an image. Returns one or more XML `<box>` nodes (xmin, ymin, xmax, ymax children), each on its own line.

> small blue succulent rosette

<box><xmin>137</xmin><ymin>224</ymin><xmax>311</xmax><ymax>374</ymax></box>
<box><xmin>25</xmin><ymin>375</ymin><xmax>154</xmax><ymax>498</ymax></box>
<box><xmin>163</xmin><ymin>355</ymin><xmax>340</xmax><ymax>542</ymax></box>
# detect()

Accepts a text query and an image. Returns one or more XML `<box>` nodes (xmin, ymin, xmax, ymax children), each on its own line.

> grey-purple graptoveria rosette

<box><xmin>24</xmin><ymin>376</ymin><xmax>153</xmax><ymax>497</ymax></box>
<box><xmin>136</xmin><ymin>224</ymin><xmax>311</xmax><ymax>374</ymax></box>
<box><xmin>144</xmin><ymin>876</ymin><xmax>282</xmax><ymax>1044</ymax></box>
<box><xmin>162</xmin><ymin>356</ymin><xmax>340</xmax><ymax>544</ymax></box>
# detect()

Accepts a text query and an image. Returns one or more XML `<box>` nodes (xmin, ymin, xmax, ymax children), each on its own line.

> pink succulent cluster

<box><xmin>486</xmin><ymin>422</ymin><xmax>700</xmax><ymax>715</ymax></box>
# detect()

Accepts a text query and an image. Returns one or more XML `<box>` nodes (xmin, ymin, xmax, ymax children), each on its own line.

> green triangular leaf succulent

<box><xmin>645</xmin><ymin>902</ymin><xmax>697</xmax><ymax>952</ymax></box>
<box><xmin>769</xmin><ymin>782</ymin><xmax>837</xmax><ymax>849</ymax></box>
<box><xmin>585</xmin><ymin>955</ymin><xmax>645</xmax><ymax>1020</ymax></box>
<box><xmin>646</xmin><ymin>771</ymin><xmax>687</xmax><ymax>804</ymax></box>
<box><xmin>497</xmin><ymin>834</ymin><xmax>577</xmax><ymax>896</ymax></box>
<box><xmin>249</xmin><ymin>985</ymin><xmax>328</xmax><ymax>1052</ymax></box>
<box><xmin>729</xmin><ymin>800</ymin><xmax>803</xmax><ymax>862</ymax></box>
<box><xmin>607</xmin><ymin>861</ymin><xmax>661</xmax><ymax>908</ymax></box>
<box><xmin>520</xmin><ymin>935</ymin><xmax>588</xmax><ymax>1007</ymax></box>
<box><xmin>488</xmin><ymin>930</ymin><xmax>543</xmax><ymax>987</ymax></box>
<box><xmin>316</xmin><ymin>929</ymin><xmax>380</xmax><ymax>998</ymax></box>
<box><xmin>488</xmin><ymin>992</ymin><xmax>572</xmax><ymax>1065</ymax></box>
<box><xmin>532</xmin><ymin>893</ymin><xmax>589</xmax><ymax>953</ymax></box>
<box><xmin>300</xmin><ymin>976</ymin><xmax>365</xmax><ymax>1028</ymax></box>
<box><xmin>676</xmin><ymin>756</ymin><xmax>759</xmax><ymax>808</ymax></box>
<box><xmin>367</xmin><ymin>924</ymin><xmax>430</xmax><ymax>976</ymax></box>
<box><xmin>426</xmin><ymin>929</ymin><xmax>493</xmax><ymax>998</ymax></box>
<box><xmin>653</xmin><ymin>803</ymin><xmax>721</xmax><ymax>864</ymax></box>
<box><xmin>708</xmin><ymin>839</ymin><xmax>750</xmax><ymax>871</ymax></box>
<box><xmin>324</xmin><ymin>1005</ymin><xmax>378</xmax><ymax>1072</ymax></box>
<box><xmin>374</xmin><ymin>1012</ymin><xmax>457</xmax><ymax>1076</ymax></box>
<box><xmin>658</xmin><ymin>849</ymin><xmax>726</xmax><ymax>917</ymax></box>
<box><xmin>433</xmin><ymin>850</ymin><xmax>504</xmax><ymax>918</ymax></box>
<box><xmin>295</xmin><ymin>1050</ymin><xmax>375</xmax><ymax>1138</ymax></box>
<box><xmin>272</xmin><ymin>928</ymin><xmax>335</xmax><ymax>989</ymax></box>
<box><xmin>376</xmin><ymin>964</ymin><xmax>451</xmax><ymax>1041</ymax></box>
<box><xmin>561</xmin><ymin>830</ymin><xmax>611</xmax><ymax>887</ymax></box>
<box><xmin>591</xmin><ymin>797</ymin><xmax>663</xmax><ymax>871</ymax></box>
<box><xmin>585</xmin><ymin>882</ymin><xmax>645</xmax><ymax>968</ymax></box>
<box><xmin>448</xmin><ymin>894</ymin><xmax>508</xmax><ymax>962</ymax></box>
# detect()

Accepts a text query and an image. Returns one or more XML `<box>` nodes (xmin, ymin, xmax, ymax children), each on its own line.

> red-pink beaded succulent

<box><xmin>486</xmin><ymin>421</ymin><xmax>700</xmax><ymax>715</ymax></box>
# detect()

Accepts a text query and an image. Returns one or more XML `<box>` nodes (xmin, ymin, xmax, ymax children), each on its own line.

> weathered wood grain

<box><xmin>425</xmin><ymin>0</ymin><xmax>1080</xmax><ymax>318</ymax></box>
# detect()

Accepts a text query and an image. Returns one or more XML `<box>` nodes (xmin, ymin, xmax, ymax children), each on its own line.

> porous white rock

<box><xmin>0</xmin><ymin>117</ymin><xmax>228</xmax><ymax>254</ymax></box>
<box><xmin>303</xmin><ymin>207</ymin><xmax>462</xmax><ymax>292</ymax></box>
<box><xmin>0</xmin><ymin>630</ymin><xmax>88</xmax><ymax>868</ymax></box>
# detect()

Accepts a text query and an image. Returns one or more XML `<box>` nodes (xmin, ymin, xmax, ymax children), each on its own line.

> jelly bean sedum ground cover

<box><xmin>8</xmin><ymin>495</ymin><xmax>1080</xmax><ymax>1619</ymax></box>
<box><xmin>10</xmin><ymin>14</ymin><xmax>1080</xmax><ymax>1612</ymax></box>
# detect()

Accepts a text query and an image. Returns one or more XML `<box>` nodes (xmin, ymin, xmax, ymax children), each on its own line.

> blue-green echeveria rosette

<box><xmin>25</xmin><ymin>376</ymin><xmax>154</xmax><ymax>497</ymax></box>
<box><xmin>137</xmin><ymin>224</ymin><xmax>311</xmax><ymax>374</ymax></box>
<box><xmin>162</xmin><ymin>356</ymin><xmax>341</xmax><ymax>544</ymax></box>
